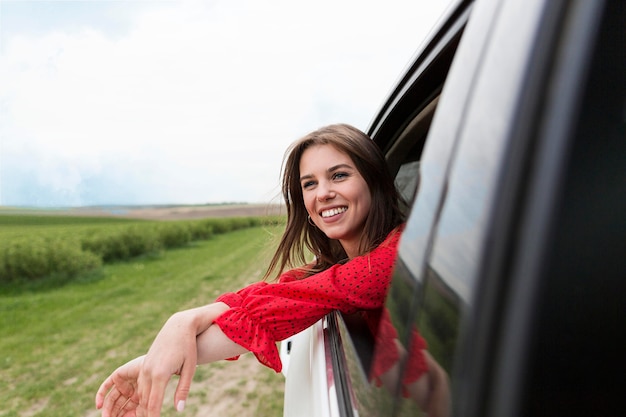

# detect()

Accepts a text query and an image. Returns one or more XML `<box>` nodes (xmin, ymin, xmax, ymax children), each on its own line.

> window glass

<box><xmin>395</xmin><ymin>161</ymin><xmax>421</xmax><ymax>204</ymax></box>
<box><xmin>338</xmin><ymin>93</ymin><xmax>451</xmax><ymax>416</ymax></box>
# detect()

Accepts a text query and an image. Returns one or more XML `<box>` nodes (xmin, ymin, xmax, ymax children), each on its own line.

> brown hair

<box><xmin>265</xmin><ymin>124</ymin><xmax>405</xmax><ymax>279</ymax></box>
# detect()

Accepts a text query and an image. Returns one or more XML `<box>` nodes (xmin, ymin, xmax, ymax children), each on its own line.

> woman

<box><xmin>95</xmin><ymin>124</ymin><xmax>414</xmax><ymax>416</ymax></box>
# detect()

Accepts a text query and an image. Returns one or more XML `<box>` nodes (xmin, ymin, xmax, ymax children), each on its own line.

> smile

<box><xmin>321</xmin><ymin>207</ymin><xmax>347</xmax><ymax>218</ymax></box>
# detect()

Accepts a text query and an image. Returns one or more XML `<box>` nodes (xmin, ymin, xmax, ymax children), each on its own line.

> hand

<box><xmin>95</xmin><ymin>355</ymin><xmax>144</xmax><ymax>417</ymax></box>
<box><xmin>94</xmin><ymin>312</ymin><xmax>198</xmax><ymax>416</ymax></box>
<box><xmin>95</xmin><ymin>303</ymin><xmax>229</xmax><ymax>416</ymax></box>
<box><xmin>135</xmin><ymin>310</ymin><xmax>200</xmax><ymax>416</ymax></box>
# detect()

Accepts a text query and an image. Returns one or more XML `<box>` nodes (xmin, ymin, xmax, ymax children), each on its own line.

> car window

<box><xmin>389</xmin><ymin>97</ymin><xmax>439</xmax><ymax>206</ymax></box>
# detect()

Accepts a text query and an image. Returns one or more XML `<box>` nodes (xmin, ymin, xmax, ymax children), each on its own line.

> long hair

<box><xmin>264</xmin><ymin>124</ymin><xmax>405</xmax><ymax>279</ymax></box>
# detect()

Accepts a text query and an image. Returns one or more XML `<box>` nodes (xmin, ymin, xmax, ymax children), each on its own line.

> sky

<box><xmin>0</xmin><ymin>0</ymin><xmax>452</xmax><ymax>207</ymax></box>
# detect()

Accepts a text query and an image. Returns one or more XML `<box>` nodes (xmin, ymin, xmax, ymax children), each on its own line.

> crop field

<box><xmin>0</xmin><ymin>213</ymin><xmax>282</xmax><ymax>288</ymax></box>
<box><xmin>0</xmin><ymin>212</ymin><xmax>286</xmax><ymax>417</ymax></box>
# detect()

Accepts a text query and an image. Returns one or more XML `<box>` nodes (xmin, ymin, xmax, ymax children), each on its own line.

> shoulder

<box><xmin>278</xmin><ymin>264</ymin><xmax>315</xmax><ymax>283</ymax></box>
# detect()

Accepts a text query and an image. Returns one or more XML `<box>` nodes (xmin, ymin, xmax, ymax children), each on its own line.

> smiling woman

<box><xmin>92</xmin><ymin>124</ymin><xmax>445</xmax><ymax>417</ymax></box>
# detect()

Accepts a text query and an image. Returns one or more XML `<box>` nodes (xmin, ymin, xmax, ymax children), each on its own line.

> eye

<box><xmin>332</xmin><ymin>172</ymin><xmax>349</xmax><ymax>181</ymax></box>
<box><xmin>302</xmin><ymin>180</ymin><xmax>316</xmax><ymax>190</ymax></box>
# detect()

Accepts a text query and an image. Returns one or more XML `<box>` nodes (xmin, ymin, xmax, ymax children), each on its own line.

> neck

<box><xmin>340</xmin><ymin>239</ymin><xmax>360</xmax><ymax>259</ymax></box>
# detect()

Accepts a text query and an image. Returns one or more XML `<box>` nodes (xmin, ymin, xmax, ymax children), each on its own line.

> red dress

<box><xmin>214</xmin><ymin>226</ymin><xmax>421</xmax><ymax>377</ymax></box>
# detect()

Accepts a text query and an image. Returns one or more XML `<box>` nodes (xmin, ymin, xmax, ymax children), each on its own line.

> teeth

<box><xmin>321</xmin><ymin>207</ymin><xmax>347</xmax><ymax>218</ymax></box>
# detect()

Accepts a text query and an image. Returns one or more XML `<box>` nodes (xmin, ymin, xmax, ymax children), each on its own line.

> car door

<box><xmin>382</xmin><ymin>1</ymin><xmax>625</xmax><ymax>417</ymax></box>
<box><xmin>281</xmin><ymin>0</ymin><xmax>625</xmax><ymax>416</ymax></box>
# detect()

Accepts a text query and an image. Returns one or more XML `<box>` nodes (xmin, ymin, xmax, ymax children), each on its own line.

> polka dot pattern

<box><xmin>214</xmin><ymin>226</ymin><xmax>404</xmax><ymax>372</ymax></box>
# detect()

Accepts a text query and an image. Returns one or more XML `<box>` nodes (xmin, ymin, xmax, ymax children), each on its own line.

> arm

<box><xmin>191</xmin><ymin>241</ymin><xmax>398</xmax><ymax>369</ymax></box>
<box><xmin>213</xmin><ymin>227</ymin><xmax>403</xmax><ymax>372</ymax></box>
<box><xmin>196</xmin><ymin>324</ymin><xmax>249</xmax><ymax>363</ymax></box>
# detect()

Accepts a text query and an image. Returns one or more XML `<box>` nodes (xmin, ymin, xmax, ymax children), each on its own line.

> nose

<box><xmin>316</xmin><ymin>181</ymin><xmax>335</xmax><ymax>202</ymax></box>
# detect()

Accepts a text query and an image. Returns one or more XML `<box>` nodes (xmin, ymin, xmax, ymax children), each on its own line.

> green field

<box><xmin>0</xmin><ymin>216</ymin><xmax>286</xmax><ymax>417</ymax></box>
<box><xmin>0</xmin><ymin>214</ymin><xmax>281</xmax><ymax>289</ymax></box>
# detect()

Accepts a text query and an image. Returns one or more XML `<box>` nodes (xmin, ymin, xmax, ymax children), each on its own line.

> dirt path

<box><xmin>187</xmin><ymin>354</ymin><xmax>284</xmax><ymax>417</ymax></box>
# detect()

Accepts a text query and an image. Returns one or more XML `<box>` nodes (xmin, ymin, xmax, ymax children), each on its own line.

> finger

<box><xmin>111</xmin><ymin>393</ymin><xmax>134</xmax><ymax>417</ymax></box>
<box><xmin>95</xmin><ymin>374</ymin><xmax>114</xmax><ymax>409</ymax></box>
<box><xmin>102</xmin><ymin>388</ymin><xmax>120</xmax><ymax>417</ymax></box>
<box><xmin>145</xmin><ymin>373</ymin><xmax>170</xmax><ymax>417</ymax></box>
<box><xmin>174</xmin><ymin>358</ymin><xmax>197</xmax><ymax>412</ymax></box>
<box><xmin>100</xmin><ymin>387</ymin><xmax>124</xmax><ymax>417</ymax></box>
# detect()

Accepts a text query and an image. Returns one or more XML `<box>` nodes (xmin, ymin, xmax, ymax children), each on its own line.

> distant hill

<box><xmin>0</xmin><ymin>203</ymin><xmax>285</xmax><ymax>220</ymax></box>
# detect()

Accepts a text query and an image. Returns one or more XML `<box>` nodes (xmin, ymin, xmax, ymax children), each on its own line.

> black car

<box><xmin>280</xmin><ymin>0</ymin><xmax>625</xmax><ymax>416</ymax></box>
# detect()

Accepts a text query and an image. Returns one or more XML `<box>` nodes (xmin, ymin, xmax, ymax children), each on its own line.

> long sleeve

<box><xmin>214</xmin><ymin>227</ymin><xmax>403</xmax><ymax>372</ymax></box>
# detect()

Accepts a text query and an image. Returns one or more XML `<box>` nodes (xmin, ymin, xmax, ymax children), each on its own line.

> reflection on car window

<box><xmin>428</xmin><ymin>124</ymin><xmax>502</xmax><ymax>304</ymax></box>
<box><xmin>337</xmin><ymin>95</ymin><xmax>450</xmax><ymax>416</ymax></box>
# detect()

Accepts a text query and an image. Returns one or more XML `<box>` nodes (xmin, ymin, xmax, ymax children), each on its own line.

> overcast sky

<box><xmin>0</xmin><ymin>0</ymin><xmax>451</xmax><ymax>207</ymax></box>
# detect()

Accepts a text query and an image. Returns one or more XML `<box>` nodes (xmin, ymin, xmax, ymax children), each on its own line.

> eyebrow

<box><xmin>299</xmin><ymin>164</ymin><xmax>355</xmax><ymax>181</ymax></box>
<box><xmin>328</xmin><ymin>163</ymin><xmax>354</xmax><ymax>172</ymax></box>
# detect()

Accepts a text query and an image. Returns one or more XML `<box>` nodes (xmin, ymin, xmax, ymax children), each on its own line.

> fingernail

<box><xmin>177</xmin><ymin>400</ymin><xmax>186</xmax><ymax>412</ymax></box>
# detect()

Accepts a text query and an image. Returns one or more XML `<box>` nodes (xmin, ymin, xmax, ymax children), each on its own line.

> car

<box><xmin>279</xmin><ymin>0</ymin><xmax>625</xmax><ymax>416</ymax></box>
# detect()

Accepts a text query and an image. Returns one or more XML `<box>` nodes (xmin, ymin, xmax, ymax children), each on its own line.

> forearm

<box><xmin>196</xmin><ymin>324</ymin><xmax>249</xmax><ymax>364</ymax></box>
<box><xmin>168</xmin><ymin>301</ymin><xmax>230</xmax><ymax>336</ymax></box>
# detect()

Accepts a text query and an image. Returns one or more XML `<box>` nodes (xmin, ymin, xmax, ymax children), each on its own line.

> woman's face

<box><xmin>299</xmin><ymin>144</ymin><xmax>372</xmax><ymax>258</ymax></box>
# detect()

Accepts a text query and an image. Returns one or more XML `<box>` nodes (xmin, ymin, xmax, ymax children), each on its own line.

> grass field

<box><xmin>0</xmin><ymin>214</ymin><xmax>278</xmax><ymax>289</ymax></box>
<box><xmin>0</xmin><ymin>214</ymin><xmax>137</xmax><ymax>242</ymax></box>
<box><xmin>0</xmin><ymin>221</ymin><xmax>286</xmax><ymax>417</ymax></box>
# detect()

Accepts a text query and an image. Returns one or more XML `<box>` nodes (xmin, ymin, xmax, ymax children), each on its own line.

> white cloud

<box><xmin>0</xmin><ymin>0</ymin><xmax>451</xmax><ymax>206</ymax></box>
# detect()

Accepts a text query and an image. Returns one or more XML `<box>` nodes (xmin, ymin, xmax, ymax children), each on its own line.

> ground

<box><xmin>0</xmin><ymin>204</ymin><xmax>286</xmax><ymax>416</ymax></box>
<box><xmin>84</xmin><ymin>353</ymin><xmax>284</xmax><ymax>417</ymax></box>
<box><xmin>74</xmin><ymin>204</ymin><xmax>286</xmax><ymax>416</ymax></box>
